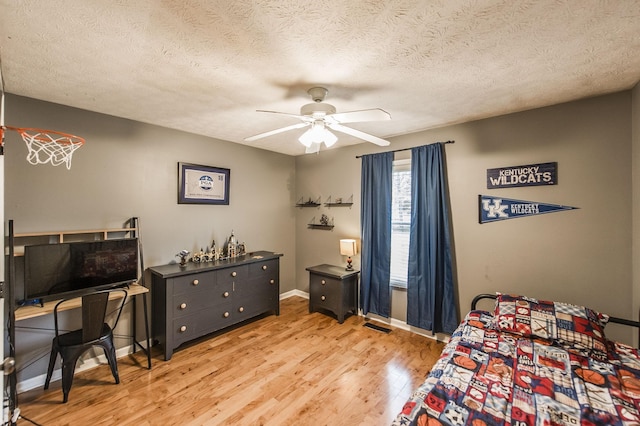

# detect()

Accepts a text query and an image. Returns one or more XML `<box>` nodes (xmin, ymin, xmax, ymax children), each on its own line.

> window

<box><xmin>390</xmin><ymin>159</ymin><xmax>411</xmax><ymax>288</ymax></box>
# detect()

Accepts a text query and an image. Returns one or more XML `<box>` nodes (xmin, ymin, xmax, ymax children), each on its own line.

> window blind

<box><xmin>390</xmin><ymin>160</ymin><xmax>411</xmax><ymax>287</ymax></box>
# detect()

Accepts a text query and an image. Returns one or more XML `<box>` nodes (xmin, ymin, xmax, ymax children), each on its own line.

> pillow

<box><xmin>605</xmin><ymin>340</ymin><xmax>640</xmax><ymax>372</ymax></box>
<box><xmin>493</xmin><ymin>293</ymin><xmax>609</xmax><ymax>352</ymax></box>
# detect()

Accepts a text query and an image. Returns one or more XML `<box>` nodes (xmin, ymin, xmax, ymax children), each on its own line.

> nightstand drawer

<box><xmin>309</xmin><ymin>276</ymin><xmax>340</xmax><ymax>312</ymax></box>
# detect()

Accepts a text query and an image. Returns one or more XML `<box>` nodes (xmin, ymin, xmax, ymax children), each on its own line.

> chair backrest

<box><xmin>81</xmin><ymin>292</ymin><xmax>110</xmax><ymax>342</ymax></box>
<box><xmin>53</xmin><ymin>288</ymin><xmax>129</xmax><ymax>342</ymax></box>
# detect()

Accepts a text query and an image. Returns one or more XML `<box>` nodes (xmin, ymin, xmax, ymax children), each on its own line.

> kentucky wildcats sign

<box><xmin>487</xmin><ymin>162</ymin><xmax>557</xmax><ymax>189</ymax></box>
<box><xmin>479</xmin><ymin>195</ymin><xmax>578</xmax><ymax>223</ymax></box>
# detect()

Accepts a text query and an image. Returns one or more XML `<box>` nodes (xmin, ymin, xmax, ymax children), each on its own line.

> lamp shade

<box><xmin>339</xmin><ymin>239</ymin><xmax>357</xmax><ymax>256</ymax></box>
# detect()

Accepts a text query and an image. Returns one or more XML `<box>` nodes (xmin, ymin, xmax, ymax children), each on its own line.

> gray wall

<box><xmin>5</xmin><ymin>88</ymin><xmax>638</xmax><ymax>386</ymax></box>
<box><xmin>296</xmin><ymin>91</ymin><xmax>635</xmax><ymax>344</ymax></box>
<box><xmin>4</xmin><ymin>94</ymin><xmax>296</xmax><ymax>384</ymax></box>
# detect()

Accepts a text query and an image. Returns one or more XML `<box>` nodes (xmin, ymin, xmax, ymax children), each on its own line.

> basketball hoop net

<box><xmin>0</xmin><ymin>60</ymin><xmax>85</xmax><ymax>169</ymax></box>
<box><xmin>2</xmin><ymin>126</ymin><xmax>85</xmax><ymax>170</ymax></box>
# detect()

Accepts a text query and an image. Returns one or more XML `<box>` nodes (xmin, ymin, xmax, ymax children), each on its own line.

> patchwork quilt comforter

<box><xmin>392</xmin><ymin>307</ymin><xmax>640</xmax><ymax>426</ymax></box>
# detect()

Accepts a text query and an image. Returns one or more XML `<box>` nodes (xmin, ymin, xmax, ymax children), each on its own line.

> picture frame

<box><xmin>178</xmin><ymin>162</ymin><xmax>230</xmax><ymax>205</ymax></box>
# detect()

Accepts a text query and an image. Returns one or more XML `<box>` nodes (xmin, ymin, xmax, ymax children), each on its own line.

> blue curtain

<box><xmin>360</xmin><ymin>152</ymin><xmax>393</xmax><ymax>317</ymax></box>
<box><xmin>407</xmin><ymin>143</ymin><xmax>458</xmax><ymax>334</ymax></box>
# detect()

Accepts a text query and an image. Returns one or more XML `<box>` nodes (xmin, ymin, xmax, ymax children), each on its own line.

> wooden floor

<box><xmin>16</xmin><ymin>296</ymin><xmax>445</xmax><ymax>426</ymax></box>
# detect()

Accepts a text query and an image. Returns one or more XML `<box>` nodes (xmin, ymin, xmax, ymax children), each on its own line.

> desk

<box><xmin>15</xmin><ymin>283</ymin><xmax>152</xmax><ymax>369</ymax></box>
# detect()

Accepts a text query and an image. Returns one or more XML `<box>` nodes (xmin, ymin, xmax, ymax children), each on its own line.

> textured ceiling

<box><xmin>0</xmin><ymin>0</ymin><xmax>639</xmax><ymax>156</ymax></box>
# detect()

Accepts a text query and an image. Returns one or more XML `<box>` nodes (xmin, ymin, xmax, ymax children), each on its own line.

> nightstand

<box><xmin>306</xmin><ymin>264</ymin><xmax>359</xmax><ymax>323</ymax></box>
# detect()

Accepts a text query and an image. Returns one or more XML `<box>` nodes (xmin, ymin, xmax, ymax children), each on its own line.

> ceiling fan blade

<box><xmin>327</xmin><ymin>123</ymin><xmax>390</xmax><ymax>146</ymax></box>
<box><xmin>256</xmin><ymin>110</ymin><xmax>312</xmax><ymax>122</ymax></box>
<box><xmin>329</xmin><ymin>108</ymin><xmax>391</xmax><ymax>124</ymax></box>
<box><xmin>244</xmin><ymin>122</ymin><xmax>309</xmax><ymax>142</ymax></box>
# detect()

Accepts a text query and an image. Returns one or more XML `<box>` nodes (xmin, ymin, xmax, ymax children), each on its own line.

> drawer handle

<box><xmin>321</xmin><ymin>295</ymin><xmax>326</xmax><ymax>301</ymax></box>
<box><xmin>231</xmin><ymin>271</ymin><xmax>237</xmax><ymax>277</ymax></box>
<box><xmin>238</xmin><ymin>306</ymin><xmax>244</xmax><ymax>313</ymax></box>
<box><xmin>262</xmin><ymin>265</ymin><xmax>267</xmax><ymax>270</ymax></box>
<box><xmin>179</xmin><ymin>303</ymin><xmax>187</xmax><ymax>309</ymax></box>
<box><xmin>223</xmin><ymin>312</ymin><xmax>230</xmax><ymax>318</ymax></box>
<box><xmin>223</xmin><ymin>291</ymin><xmax>230</xmax><ymax>298</ymax></box>
<box><xmin>321</xmin><ymin>279</ymin><xmax>326</xmax><ymax>285</ymax></box>
<box><xmin>192</xmin><ymin>279</ymin><xmax>199</xmax><ymax>286</ymax></box>
<box><xmin>179</xmin><ymin>325</ymin><xmax>187</xmax><ymax>332</ymax></box>
<box><xmin>269</xmin><ymin>279</ymin><xmax>275</xmax><ymax>285</ymax></box>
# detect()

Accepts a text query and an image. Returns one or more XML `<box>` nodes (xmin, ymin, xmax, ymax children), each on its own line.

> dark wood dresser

<box><xmin>149</xmin><ymin>251</ymin><xmax>282</xmax><ymax>360</ymax></box>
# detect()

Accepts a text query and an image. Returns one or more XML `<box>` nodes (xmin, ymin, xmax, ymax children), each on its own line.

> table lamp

<box><xmin>339</xmin><ymin>239</ymin><xmax>357</xmax><ymax>271</ymax></box>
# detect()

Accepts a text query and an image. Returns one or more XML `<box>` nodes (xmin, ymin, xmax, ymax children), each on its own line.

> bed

<box><xmin>391</xmin><ymin>293</ymin><xmax>640</xmax><ymax>426</ymax></box>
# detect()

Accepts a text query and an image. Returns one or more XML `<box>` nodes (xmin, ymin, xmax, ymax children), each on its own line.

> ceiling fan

<box><xmin>244</xmin><ymin>87</ymin><xmax>391</xmax><ymax>153</ymax></box>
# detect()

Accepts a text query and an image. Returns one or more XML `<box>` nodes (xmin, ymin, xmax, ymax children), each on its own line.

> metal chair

<box><xmin>44</xmin><ymin>288</ymin><xmax>128</xmax><ymax>403</ymax></box>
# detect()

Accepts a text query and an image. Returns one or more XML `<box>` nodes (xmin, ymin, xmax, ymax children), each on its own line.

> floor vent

<box><xmin>363</xmin><ymin>322</ymin><xmax>391</xmax><ymax>333</ymax></box>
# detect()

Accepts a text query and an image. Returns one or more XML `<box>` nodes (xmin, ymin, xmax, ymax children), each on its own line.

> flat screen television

<box><xmin>23</xmin><ymin>238</ymin><xmax>139</xmax><ymax>303</ymax></box>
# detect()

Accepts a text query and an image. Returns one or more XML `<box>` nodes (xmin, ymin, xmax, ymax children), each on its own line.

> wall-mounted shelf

<box><xmin>296</xmin><ymin>196</ymin><xmax>321</xmax><ymax>207</ymax></box>
<box><xmin>324</xmin><ymin>195</ymin><xmax>353</xmax><ymax>207</ymax></box>
<box><xmin>308</xmin><ymin>224</ymin><xmax>334</xmax><ymax>230</ymax></box>
<box><xmin>308</xmin><ymin>215</ymin><xmax>334</xmax><ymax>230</ymax></box>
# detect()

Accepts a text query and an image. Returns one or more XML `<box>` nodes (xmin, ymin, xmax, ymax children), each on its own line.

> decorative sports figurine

<box><xmin>176</xmin><ymin>250</ymin><xmax>190</xmax><ymax>267</ymax></box>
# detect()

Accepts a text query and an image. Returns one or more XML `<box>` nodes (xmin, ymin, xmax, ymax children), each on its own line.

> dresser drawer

<box><xmin>172</xmin><ymin>314</ymin><xmax>200</xmax><ymax>347</ymax></box>
<box><xmin>172</xmin><ymin>271</ymin><xmax>216</xmax><ymax>295</ymax></box>
<box><xmin>249</xmin><ymin>259</ymin><xmax>279</xmax><ymax>281</ymax></box>
<box><xmin>172</xmin><ymin>305</ymin><xmax>234</xmax><ymax>347</ymax></box>
<box><xmin>216</xmin><ymin>264</ymin><xmax>248</xmax><ymax>285</ymax></box>
<box><xmin>234</xmin><ymin>280</ymin><xmax>278</xmax><ymax>318</ymax></box>
<box><xmin>172</xmin><ymin>281</ymin><xmax>233</xmax><ymax>319</ymax></box>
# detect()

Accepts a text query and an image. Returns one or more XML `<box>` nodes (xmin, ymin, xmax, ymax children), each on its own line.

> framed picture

<box><xmin>178</xmin><ymin>162</ymin><xmax>230</xmax><ymax>205</ymax></box>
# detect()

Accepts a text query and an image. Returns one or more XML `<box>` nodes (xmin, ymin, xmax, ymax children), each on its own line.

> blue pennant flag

<box><xmin>479</xmin><ymin>195</ymin><xmax>578</xmax><ymax>223</ymax></box>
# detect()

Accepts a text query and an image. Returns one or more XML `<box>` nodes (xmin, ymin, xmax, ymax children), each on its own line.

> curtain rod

<box><xmin>355</xmin><ymin>140</ymin><xmax>454</xmax><ymax>159</ymax></box>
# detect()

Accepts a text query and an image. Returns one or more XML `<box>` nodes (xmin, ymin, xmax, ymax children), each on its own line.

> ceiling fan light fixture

<box><xmin>249</xmin><ymin>86</ymin><xmax>390</xmax><ymax>150</ymax></box>
<box><xmin>322</xmin><ymin>129</ymin><xmax>338</xmax><ymax>147</ymax></box>
<box><xmin>298</xmin><ymin>121</ymin><xmax>337</xmax><ymax>148</ymax></box>
<box><xmin>298</xmin><ymin>130</ymin><xmax>313</xmax><ymax>147</ymax></box>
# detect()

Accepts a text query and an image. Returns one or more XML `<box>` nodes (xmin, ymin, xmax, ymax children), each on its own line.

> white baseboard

<box><xmin>280</xmin><ymin>289</ymin><xmax>308</xmax><ymax>300</ymax></box>
<box><xmin>281</xmin><ymin>290</ymin><xmax>449</xmax><ymax>343</ymax></box>
<box><xmin>364</xmin><ymin>313</ymin><xmax>450</xmax><ymax>343</ymax></box>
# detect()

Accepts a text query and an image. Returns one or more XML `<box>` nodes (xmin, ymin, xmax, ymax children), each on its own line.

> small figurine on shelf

<box><xmin>192</xmin><ymin>248</ymin><xmax>204</xmax><ymax>263</ymax></box>
<box><xmin>203</xmin><ymin>246</ymin><xmax>212</xmax><ymax>262</ymax></box>
<box><xmin>176</xmin><ymin>250</ymin><xmax>190</xmax><ymax>267</ymax></box>
<box><xmin>320</xmin><ymin>214</ymin><xmax>330</xmax><ymax>226</ymax></box>
<box><xmin>211</xmin><ymin>240</ymin><xmax>218</xmax><ymax>260</ymax></box>
<box><xmin>227</xmin><ymin>230</ymin><xmax>237</xmax><ymax>258</ymax></box>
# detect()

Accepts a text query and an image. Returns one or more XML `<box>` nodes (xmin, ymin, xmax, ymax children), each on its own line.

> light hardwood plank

<box><xmin>16</xmin><ymin>296</ymin><xmax>444</xmax><ymax>426</ymax></box>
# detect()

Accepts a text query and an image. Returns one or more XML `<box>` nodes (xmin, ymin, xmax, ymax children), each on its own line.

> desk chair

<box><xmin>44</xmin><ymin>288</ymin><xmax>128</xmax><ymax>403</ymax></box>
